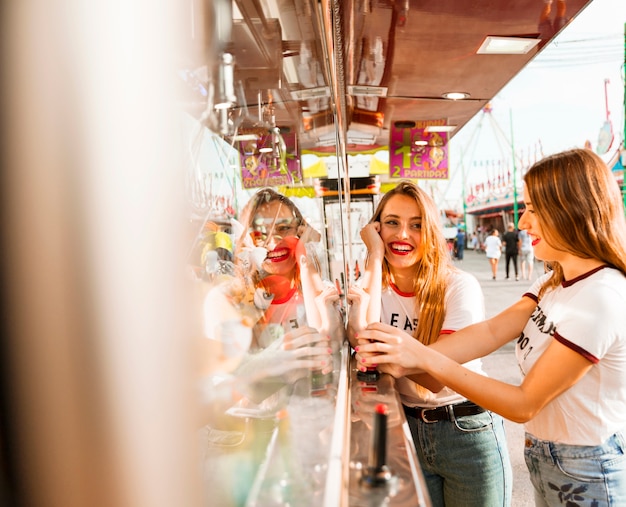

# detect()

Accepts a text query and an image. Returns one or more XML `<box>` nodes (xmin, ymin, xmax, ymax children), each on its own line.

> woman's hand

<box><xmin>314</xmin><ymin>284</ymin><xmax>343</xmax><ymax>339</ymax></box>
<box><xmin>354</xmin><ymin>322</ymin><xmax>427</xmax><ymax>378</ymax></box>
<box><xmin>315</xmin><ymin>284</ymin><xmax>341</xmax><ymax>315</ymax></box>
<box><xmin>346</xmin><ymin>284</ymin><xmax>370</xmax><ymax>346</ymax></box>
<box><xmin>279</xmin><ymin>326</ymin><xmax>333</xmax><ymax>376</ymax></box>
<box><xmin>296</xmin><ymin>223</ymin><xmax>322</xmax><ymax>246</ymax></box>
<box><xmin>360</xmin><ymin>222</ymin><xmax>384</xmax><ymax>258</ymax></box>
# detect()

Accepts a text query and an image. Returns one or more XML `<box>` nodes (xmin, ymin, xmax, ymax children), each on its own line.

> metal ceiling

<box><xmin>184</xmin><ymin>0</ymin><xmax>594</xmax><ymax>153</ymax></box>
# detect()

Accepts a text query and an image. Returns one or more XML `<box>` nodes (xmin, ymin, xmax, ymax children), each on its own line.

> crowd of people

<box><xmin>453</xmin><ymin>222</ymin><xmax>539</xmax><ymax>283</ymax></box>
<box><xmin>199</xmin><ymin>148</ymin><xmax>625</xmax><ymax>506</ymax></box>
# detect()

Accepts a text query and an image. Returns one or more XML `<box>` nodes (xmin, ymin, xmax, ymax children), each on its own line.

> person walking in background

<box><xmin>484</xmin><ymin>229</ymin><xmax>502</xmax><ymax>280</ymax></box>
<box><xmin>519</xmin><ymin>229</ymin><xmax>534</xmax><ymax>280</ymax></box>
<box><xmin>470</xmin><ymin>232</ymin><xmax>479</xmax><ymax>251</ymax></box>
<box><xmin>455</xmin><ymin>227</ymin><xmax>466</xmax><ymax>261</ymax></box>
<box><xmin>502</xmin><ymin>223</ymin><xmax>520</xmax><ymax>281</ymax></box>
<box><xmin>347</xmin><ymin>181</ymin><xmax>512</xmax><ymax>507</ymax></box>
<box><xmin>355</xmin><ymin>149</ymin><xmax>626</xmax><ymax>506</ymax></box>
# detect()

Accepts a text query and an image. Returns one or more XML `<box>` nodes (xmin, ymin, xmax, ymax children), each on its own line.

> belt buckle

<box><xmin>420</xmin><ymin>407</ymin><xmax>438</xmax><ymax>423</ymax></box>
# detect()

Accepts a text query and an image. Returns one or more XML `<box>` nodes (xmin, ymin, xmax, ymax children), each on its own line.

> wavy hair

<box><xmin>524</xmin><ymin>149</ymin><xmax>626</xmax><ymax>299</ymax></box>
<box><xmin>371</xmin><ymin>181</ymin><xmax>455</xmax><ymax>346</ymax></box>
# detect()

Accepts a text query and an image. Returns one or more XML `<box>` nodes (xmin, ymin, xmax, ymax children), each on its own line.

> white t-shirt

<box><xmin>381</xmin><ymin>270</ymin><xmax>486</xmax><ymax>408</ymax></box>
<box><xmin>518</xmin><ymin>266</ymin><xmax>626</xmax><ymax>445</ymax></box>
<box><xmin>484</xmin><ymin>234</ymin><xmax>502</xmax><ymax>259</ymax></box>
<box><xmin>255</xmin><ymin>287</ymin><xmax>307</xmax><ymax>348</ymax></box>
<box><xmin>203</xmin><ymin>280</ymin><xmax>307</xmax><ymax>351</ymax></box>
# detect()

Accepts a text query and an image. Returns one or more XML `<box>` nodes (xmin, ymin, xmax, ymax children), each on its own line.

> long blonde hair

<box><xmin>524</xmin><ymin>149</ymin><xmax>626</xmax><ymax>299</ymax></box>
<box><xmin>371</xmin><ymin>181</ymin><xmax>455</xmax><ymax>345</ymax></box>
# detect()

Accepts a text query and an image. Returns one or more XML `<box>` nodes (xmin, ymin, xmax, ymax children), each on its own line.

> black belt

<box><xmin>403</xmin><ymin>400</ymin><xmax>486</xmax><ymax>423</ymax></box>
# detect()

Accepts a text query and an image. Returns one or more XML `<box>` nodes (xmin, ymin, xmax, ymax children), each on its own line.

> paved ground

<box><xmin>454</xmin><ymin>249</ymin><xmax>543</xmax><ymax>507</ymax></box>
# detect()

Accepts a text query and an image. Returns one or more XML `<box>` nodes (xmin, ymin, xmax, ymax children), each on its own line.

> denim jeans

<box><xmin>404</xmin><ymin>407</ymin><xmax>512</xmax><ymax>507</ymax></box>
<box><xmin>524</xmin><ymin>431</ymin><xmax>626</xmax><ymax>507</ymax></box>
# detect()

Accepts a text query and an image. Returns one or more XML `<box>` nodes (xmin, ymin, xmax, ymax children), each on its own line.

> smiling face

<box><xmin>250</xmin><ymin>200</ymin><xmax>300</xmax><ymax>276</ymax></box>
<box><xmin>378</xmin><ymin>194</ymin><xmax>424</xmax><ymax>275</ymax></box>
<box><xmin>518</xmin><ymin>195</ymin><xmax>558</xmax><ymax>263</ymax></box>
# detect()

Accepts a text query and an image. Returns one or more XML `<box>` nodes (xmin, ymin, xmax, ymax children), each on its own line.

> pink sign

<box><xmin>389</xmin><ymin>120</ymin><xmax>449</xmax><ymax>179</ymax></box>
<box><xmin>239</xmin><ymin>129</ymin><xmax>302</xmax><ymax>189</ymax></box>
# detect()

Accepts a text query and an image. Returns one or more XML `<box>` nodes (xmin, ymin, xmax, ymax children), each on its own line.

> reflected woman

<box><xmin>201</xmin><ymin>188</ymin><xmax>342</xmax><ymax>394</ymax></box>
<box><xmin>235</xmin><ymin>187</ymin><xmax>341</xmax><ymax>350</ymax></box>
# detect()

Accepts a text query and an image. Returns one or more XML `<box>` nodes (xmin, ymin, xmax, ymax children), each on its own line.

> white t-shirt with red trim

<box><xmin>518</xmin><ymin>265</ymin><xmax>626</xmax><ymax>445</ymax></box>
<box><xmin>256</xmin><ymin>286</ymin><xmax>307</xmax><ymax>349</ymax></box>
<box><xmin>382</xmin><ymin>270</ymin><xmax>486</xmax><ymax>408</ymax></box>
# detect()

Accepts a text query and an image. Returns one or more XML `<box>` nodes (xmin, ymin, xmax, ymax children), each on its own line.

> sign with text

<box><xmin>389</xmin><ymin>120</ymin><xmax>449</xmax><ymax>179</ymax></box>
<box><xmin>239</xmin><ymin>129</ymin><xmax>302</xmax><ymax>189</ymax></box>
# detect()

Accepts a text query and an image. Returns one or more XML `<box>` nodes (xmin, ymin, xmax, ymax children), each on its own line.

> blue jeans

<box><xmin>404</xmin><ymin>407</ymin><xmax>512</xmax><ymax>506</ymax></box>
<box><xmin>524</xmin><ymin>432</ymin><xmax>626</xmax><ymax>507</ymax></box>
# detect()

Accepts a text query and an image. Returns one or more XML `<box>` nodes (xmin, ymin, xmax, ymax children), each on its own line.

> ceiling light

<box><xmin>291</xmin><ymin>86</ymin><xmax>331</xmax><ymax>100</ymax></box>
<box><xmin>316</xmin><ymin>138</ymin><xmax>337</xmax><ymax>147</ymax></box>
<box><xmin>425</xmin><ymin>125</ymin><xmax>457</xmax><ymax>133</ymax></box>
<box><xmin>214</xmin><ymin>101</ymin><xmax>233</xmax><ymax>110</ymax></box>
<box><xmin>442</xmin><ymin>92</ymin><xmax>470</xmax><ymax>100</ymax></box>
<box><xmin>231</xmin><ymin>134</ymin><xmax>258</xmax><ymax>142</ymax></box>
<box><xmin>348</xmin><ymin>85</ymin><xmax>388</xmax><ymax>97</ymax></box>
<box><xmin>477</xmin><ymin>36</ymin><xmax>541</xmax><ymax>55</ymax></box>
<box><xmin>258</xmin><ymin>147</ymin><xmax>273</xmax><ymax>153</ymax></box>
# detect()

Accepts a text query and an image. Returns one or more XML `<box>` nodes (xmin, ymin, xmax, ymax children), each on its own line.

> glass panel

<box><xmin>181</xmin><ymin>1</ymin><xmax>348</xmax><ymax>505</ymax></box>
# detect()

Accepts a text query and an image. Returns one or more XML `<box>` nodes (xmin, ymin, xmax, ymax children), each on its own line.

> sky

<box><xmin>434</xmin><ymin>0</ymin><xmax>626</xmax><ymax>209</ymax></box>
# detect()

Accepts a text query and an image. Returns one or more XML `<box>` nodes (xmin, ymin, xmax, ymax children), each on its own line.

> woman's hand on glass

<box><xmin>315</xmin><ymin>283</ymin><xmax>340</xmax><ymax>310</ymax></box>
<box><xmin>314</xmin><ymin>284</ymin><xmax>342</xmax><ymax>334</ymax></box>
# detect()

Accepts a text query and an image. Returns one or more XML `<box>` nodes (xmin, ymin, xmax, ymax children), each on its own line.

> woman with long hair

<box><xmin>202</xmin><ymin>188</ymin><xmax>341</xmax><ymax>392</ymax></box>
<box><xmin>348</xmin><ymin>181</ymin><xmax>512</xmax><ymax>507</ymax></box>
<box><xmin>356</xmin><ymin>149</ymin><xmax>626</xmax><ymax>506</ymax></box>
<box><xmin>233</xmin><ymin>188</ymin><xmax>341</xmax><ymax>348</ymax></box>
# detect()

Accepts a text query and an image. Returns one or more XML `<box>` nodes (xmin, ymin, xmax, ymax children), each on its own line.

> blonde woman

<box><xmin>356</xmin><ymin>149</ymin><xmax>626</xmax><ymax>506</ymax></box>
<box><xmin>348</xmin><ymin>181</ymin><xmax>511</xmax><ymax>507</ymax></box>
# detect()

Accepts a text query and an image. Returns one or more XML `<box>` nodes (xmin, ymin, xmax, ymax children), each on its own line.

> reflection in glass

<box><xmin>195</xmin><ymin>188</ymin><xmax>345</xmax><ymax>506</ymax></box>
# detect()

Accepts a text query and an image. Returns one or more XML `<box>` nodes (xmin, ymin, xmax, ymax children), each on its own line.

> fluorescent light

<box><xmin>425</xmin><ymin>125</ymin><xmax>457</xmax><ymax>133</ymax></box>
<box><xmin>442</xmin><ymin>92</ymin><xmax>470</xmax><ymax>100</ymax></box>
<box><xmin>214</xmin><ymin>101</ymin><xmax>233</xmax><ymax>110</ymax></box>
<box><xmin>231</xmin><ymin>134</ymin><xmax>258</xmax><ymax>142</ymax></box>
<box><xmin>291</xmin><ymin>86</ymin><xmax>331</xmax><ymax>100</ymax></box>
<box><xmin>316</xmin><ymin>138</ymin><xmax>336</xmax><ymax>147</ymax></box>
<box><xmin>477</xmin><ymin>36</ymin><xmax>541</xmax><ymax>55</ymax></box>
<box><xmin>348</xmin><ymin>85</ymin><xmax>388</xmax><ymax>97</ymax></box>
